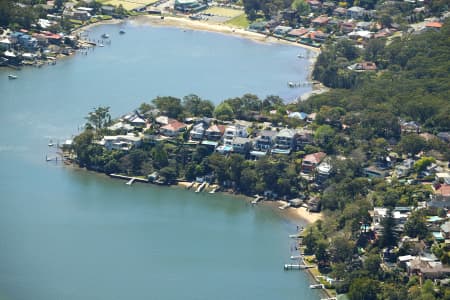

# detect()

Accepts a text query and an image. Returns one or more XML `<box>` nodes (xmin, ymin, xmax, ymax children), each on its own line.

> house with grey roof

<box><xmin>272</xmin><ymin>128</ymin><xmax>297</xmax><ymax>154</ymax></box>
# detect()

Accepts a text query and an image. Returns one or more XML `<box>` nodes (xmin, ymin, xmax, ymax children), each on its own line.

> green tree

<box><xmin>414</xmin><ymin>157</ymin><xmax>436</xmax><ymax>173</ymax></box>
<box><xmin>291</xmin><ymin>0</ymin><xmax>310</xmax><ymax>16</ymax></box>
<box><xmin>314</xmin><ymin>125</ymin><xmax>335</xmax><ymax>152</ymax></box>
<box><xmin>404</xmin><ymin>211</ymin><xmax>428</xmax><ymax>239</ymax></box>
<box><xmin>85</xmin><ymin>106</ymin><xmax>111</xmax><ymax>130</ymax></box>
<box><xmin>397</xmin><ymin>134</ymin><xmax>427</xmax><ymax>156</ymax></box>
<box><xmin>152</xmin><ymin>96</ymin><xmax>183</xmax><ymax>119</ymax></box>
<box><xmin>182</xmin><ymin>94</ymin><xmax>214</xmax><ymax>117</ymax></box>
<box><xmin>151</xmin><ymin>144</ymin><xmax>168</xmax><ymax>169</ymax></box>
<box><xmin>348</xmin><ymin>277</ymin><xmax>379</xmax><ymax>300</ymax></box>
<box><xmin>214</xmin><ymin>102</ymin><xmax>234</xmax><ymax>121</ymax></box>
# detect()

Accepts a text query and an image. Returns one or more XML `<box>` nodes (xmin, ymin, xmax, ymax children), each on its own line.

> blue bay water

<box><xmin>0</xmin><ymin>22</ymin><xmax>320</xmax><ymax>299</ymax></box>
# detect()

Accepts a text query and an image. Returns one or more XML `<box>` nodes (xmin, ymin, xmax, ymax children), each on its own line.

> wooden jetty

<box><xmin>287</xmin><ymin>81</ymin><xmax>313</xmax><ymax>88</ymax></box>
<box><xmin>284</xmin><ymin>264</ymin><xmax>310</xmax><ymax>270</ymax></box>
<box><xmin>278</xmin><ymin>202</ymin><xmax>291</xmax><ymax>210</ymax></box>
<box><xmin>251</xmin><ymin>195</ymin><xmax>263</xmax><ymax>204</ymax></box>
<box><xmin>109</xmin><ymin>174</ymin><xmax>148</xmax><ymax>183</ymax></box>
<box><xmin>309</xmin><ymin>284</ymin><xmax>325</xmax><ymax>289</ymax></box>
<box><xmin>126</xmin><ymin>178</ymin><xmax>136</xmax><ymax>185</ymax></box>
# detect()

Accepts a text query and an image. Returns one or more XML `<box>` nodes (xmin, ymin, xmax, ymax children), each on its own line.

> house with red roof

<box><xmin>160</xmin><ymin>120</ymin><xmax>187</xmax><ymax>137</ymax></box>
<box><xmin>302</xmin><ymin>152</ymin><xmax>327</xmax><ymax>173</ymax></box>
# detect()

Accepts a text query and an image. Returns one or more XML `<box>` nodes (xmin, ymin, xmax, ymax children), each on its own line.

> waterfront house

<box><xmin>253</xmin><ymin>130</ymin><xmax>277</xmax><ymax>151</ymax></box>
<box><xmin>160</xmin><ymin>120</ymin><xmax>187</xmax><ymax>137</ymax></box>
<box><xmin>205</xmin><ymin>124</ymin><xmax>225</xmax><ymax>141</ymax></box>
<box><xmin>295</xmin><ymin>128</ymin><xmax>314</xmax><ymax>148</ymax></box>
<box><xmin>302</xmin><ymin>152</ymin><xmax>326</xmax><ymax>173</ymax></box>
<box><xmin>248</xmin><ymin>21</ymin><xmax>269</xmax><ymax>33</ymax></box>
<box><xmin>223</xmin><ymin>124</ymin><xmax>248</xmax><ymax>146</ymax></box>
<box><xmin>189</xmin><ymin>122</ymin><xmax>207</xmax><ymax>140</ymax></box>
<box><xmin>316</xmin><ymin>158</ymin><xmax>332</xmax><ymax>183</ymax></box>
<box><xmin>73</xmin><ymin>9</ymin><xmax>91</xmax><ymax>21</ymax></box>
<box><xmin>273</xmin><ymin>25</ymin><xmax>292</xmax><ymax>37</ymax></box>
<box><xmin>286</xmin><ymin>28</ymin><xmax>309</xmax><ymax>40</ymax></box>
<box><xmin>107</xmin><ymin>121</ymin><xmax>134</xmax><ymax>132</ymax></box>
<box><xmin>441</xmin><ymin>221</ymin><xmax>450</xmax><ymax>239</ymax></box>
<box><xmin>272</xmin><ymin>128</ymin><xmax>297</xmax><ymax>154</ymax></box>
<box><xmin>101</xmin><ymin>5</ymin><xmax>115</xmax><ymax>15</ymax></box>
<box><xmin>231</xmin><ymin>137</ymin><xmax>252</xmax><ymax>154</ymax></box>
<box><xmin>174</xmin><ymin>0</ymin><xmax>206</xmax><ymax>13</ymax></box>
<box><xmin>101</xmin><ymin>134</ymin><xmax>142</xmax><ymax>151</ymax></box>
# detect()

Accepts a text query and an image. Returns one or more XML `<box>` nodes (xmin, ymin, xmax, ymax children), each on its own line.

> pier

<box><xmin>283</xmin><ymin>264</ymin><xmax>310</xmax><ymax>270</ymax></box>
<box><xmin>126</xmin><ymin>178</ymin><xmax>136</xmax><ymax>185</ymax></box>
<box><xmin>251</xmin><ymin>195</ymin><xmax>263</xmax><ymax>204</ymax></box>
<box><xmin>109</xmin><ymin>174</ymin><xmax>149</xmax><ymax>183</ymax></box>
<box><xmin>309</xmin><ymin>284</ymin><xmax>325</xmax><ymax>289</ymax></box>
<box><xmin>287</xmin><ymin>81</ymin><xmax>313</xmax><ymax>88</ymax></box>
<box><xmin>278</xmin><ymin>202</ymin><xmax>291</xmax><ymax>210</ymax></box>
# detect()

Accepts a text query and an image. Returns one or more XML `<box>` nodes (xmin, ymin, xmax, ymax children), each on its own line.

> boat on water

<box><xmin>99</xmin><ymin>44</ymin><xmax>104</xmax><ymax>47</ymax></box>
<box><xmin>48</xmin><ymin>140</ymin><xmax>54</xmax><ymax>147</ymax></box>
<box><xmin>101</xmin><ymin>33</ymin><xmax>110</xmax><ymax>38</ymax></box>
<box><xmin>8</xmin><ymin>74</ymin><xmax>18</xmax><ymax>79</ymax></box>
<box><xmin>119</xmin><ymin>29</ymin><xmax>125</xmax><ymax>34</ymax></box>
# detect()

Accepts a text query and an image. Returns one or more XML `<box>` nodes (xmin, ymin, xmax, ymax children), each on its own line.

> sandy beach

<box><xmin>130</xmin><ymin>15</ymin><xmax>322</xmax><ymax>52</ymax></box>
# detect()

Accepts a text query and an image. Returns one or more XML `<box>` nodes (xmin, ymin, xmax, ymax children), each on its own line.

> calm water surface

<box><xmin>0</xmin><ymin>22</ymin><xmax>320</xmax><ymax>299</ymax></box>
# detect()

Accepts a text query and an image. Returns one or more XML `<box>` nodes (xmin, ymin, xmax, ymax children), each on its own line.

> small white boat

<box><xmin>101</xmin><ymin>33</ymin><xmax>110</xmax><ymax>38</ymax></box>
<box><xmin>99</xmin><ymin>44</ymin><xmax>104</xmax><ymax>47</ymax></box>
<box><xmin>8</xmin><ymin>74</ymin><xmax>18</xmax><ymax>79</ymax></box>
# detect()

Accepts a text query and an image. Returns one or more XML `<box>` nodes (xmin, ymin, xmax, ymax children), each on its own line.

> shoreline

<box><xmin>131</xmin><ymin>15</ymin><xmax>322</xmax><ymax>52</ymax></box>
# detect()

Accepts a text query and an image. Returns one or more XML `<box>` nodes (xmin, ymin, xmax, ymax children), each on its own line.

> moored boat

<box><xmin>101</xmin><ymin>33</ymin><xmax>110</xmax><ymax>38</ymax></box>
<box><xmin>8</xmin><ymin>74</ymin><xmax>18</xmax><ymax>79</ymax></box>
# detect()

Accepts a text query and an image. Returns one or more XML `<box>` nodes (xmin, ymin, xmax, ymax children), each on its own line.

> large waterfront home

<box><xmin>223</xmin><ymin>124</ymin><xmax>249</xmax><ymax>146</ymax></box>
<box><xmin>272</xmin><ymin>128</ymin><xmax>297</xmax><ymax>154</ymax></box>
<box><xmin>205</xmin><ymin>124</ymin><xmax>226</xmax><ymax>141</ymax></box>
<box><xmin>100</xmin><ymin>134</ymin><xmax>142</xmax><ymax>151</ymax></box>
<box><xmin>160</xmin><ymin>120</ymin><xmax>187</xmax><ymax>137</ymax></box>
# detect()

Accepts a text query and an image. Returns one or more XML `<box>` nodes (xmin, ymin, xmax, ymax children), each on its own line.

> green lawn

<box><xmin>225</xmin><ymin>13</ymin><xmax>250</xmax><ymax>28</ymax></box>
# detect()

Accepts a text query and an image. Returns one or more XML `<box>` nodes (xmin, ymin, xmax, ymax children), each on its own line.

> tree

<box><xmin>214</xmin><ymin>102</ymin><xmax>234</xmax><ymax>121</ymax></box>
<box><xmin>182</xmin><ymin>94</ymin><xmax>214</xmax><ymax>117</ymax></box>
<box><xmin>414</xmin><ymin>157</ymin><xmax>436</xmax><ymax>173</ymax></box>
<box><xmin>151</xmin><ymin>144</ymin><xmax>168</xmax><ymax>169</ymax></box>
<box><xmin>397</xmin><ymin>134</ymin><xmax>426</xmax><ymax>156</ymax></box>
<box><xmin>85</xmin><ymin>106</ymin><xmax>111</xmax><ymax>130</ymax></box>
<box><xmin>159</xmin><ymin>166</ymin><xmax>177</xmax><ymax>184</ymax></box>
<box><xmin>348</xmin><ymin>277</ymin><xmax>379</xmax><ymax>300</ymax></box>
<box><xmin>380</xmin><ymin>209</ymin><xmax>398</xmax><ymax>249</ymax></box>
<box><xmin>152</xmin><ymin>96</ymin><xmax>183</xmax><ymax>119</ymax></box>
<box><xmin>291</xmin><ymin>0</ymin><xmax>310</xmax><ymax>16</ymax></box>
<box><xmin>404</xmin><ymin>211</ymin><xmax>428</xmax><ymax>239</ymax></box>
<box><xmin>314</xmin><ymin>125</ymin><xmax>335</xmax><ymax>152</ymax></box>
